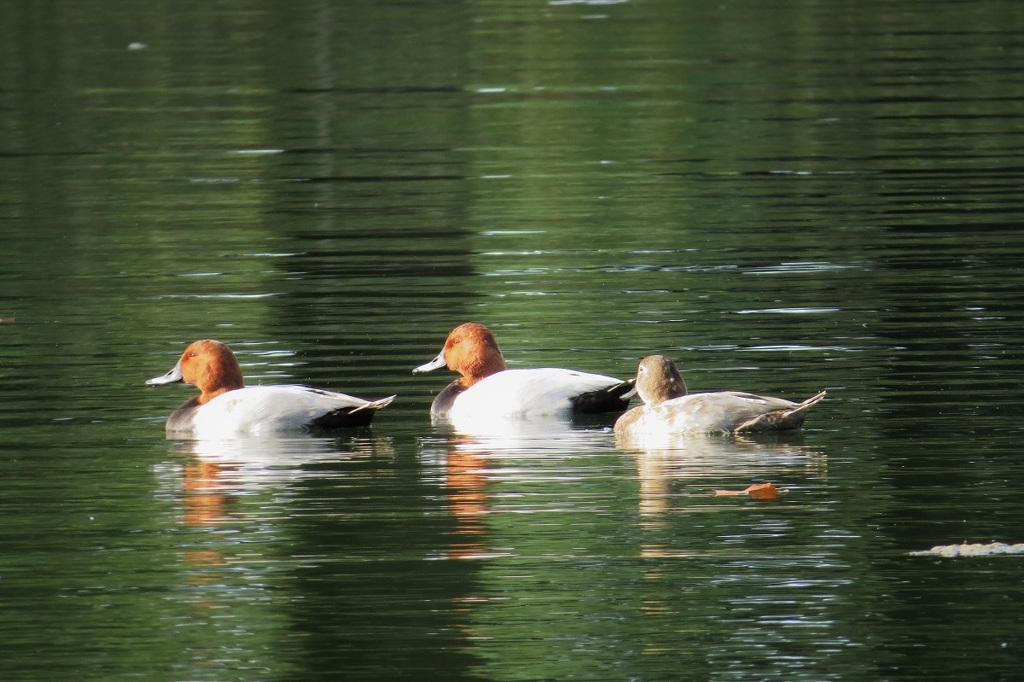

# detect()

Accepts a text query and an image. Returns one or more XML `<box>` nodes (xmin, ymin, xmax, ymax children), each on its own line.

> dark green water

<box><xmin>2</xmin><ymin>1</ymin><xmax>1023</xmax><ymax>680</ymax></box>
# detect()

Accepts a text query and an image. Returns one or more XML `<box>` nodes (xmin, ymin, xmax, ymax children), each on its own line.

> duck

<box><xmin>146</xmin><ymin>339</ymin><xmax>395</xmax><ymax>438</ymax></box>
<box><xmin>614</xmin><ymin>355</ymin><xmax>825</xmax><ymax>438</ymax></box>
<box><xmin>412</xmin><ymin>322</ymin><xmax>634</xmax><ymax>421</ymax></box>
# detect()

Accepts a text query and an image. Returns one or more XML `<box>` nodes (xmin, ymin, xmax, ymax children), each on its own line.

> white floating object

<box><xmin>910</xmin><ymin>542</ymin><xmax>1024</xmax><ymax>557</ymax></box>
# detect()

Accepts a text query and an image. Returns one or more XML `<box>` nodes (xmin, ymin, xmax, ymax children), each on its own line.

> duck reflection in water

<box><xmin>421</xmin><ymin>426</ymin><xmax>613</xmax><ymax>560</ymax></box>
<box><xmin>164</xmin><ymin>436</ymin><xmax>396</xmax><ymax>584</ymax></box>
<box><xmin>627</xmin><ymin>432</ymin><xmax>827</xmax><ymax>524</ymax></box>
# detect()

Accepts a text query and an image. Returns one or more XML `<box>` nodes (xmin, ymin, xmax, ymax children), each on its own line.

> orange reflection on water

<box><xmin>445</xmin><ymin>438</ymin><xmax>492</xmax><ymax>560</ymax></box>
<box><xmin>182</xmin><ymin>460</ymin><xmax>232</xmax><ymax>528</ymax></box>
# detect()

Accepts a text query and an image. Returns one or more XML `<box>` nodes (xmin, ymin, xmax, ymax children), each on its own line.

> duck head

<box><xmin>413</xmin><ymin>322</ymin><xmax>508</xmax><ymax>388</ymax></box>
<box><xmin>635</xmin><ymin>355</ymin><xmax>688</xmax><ymax>405</ymax></box>
<box><xmin>147</xmin><ymin>339</ymin><xmax>245</xmax><ymax>403</ymax></box>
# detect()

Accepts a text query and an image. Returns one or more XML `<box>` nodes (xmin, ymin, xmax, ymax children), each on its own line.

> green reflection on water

<box><xmin>2</xmin><ymin>0</ymin><xmax>1024</xmax><ymax>680</ymax></box>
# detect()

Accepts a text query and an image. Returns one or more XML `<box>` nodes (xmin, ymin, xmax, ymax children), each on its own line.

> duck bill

<box><xmin>146</xmin><ymin>359</ymin><xmax>184</xmax><ymax>386</ymax></box>
<box><xmin>412</xmin><ymin>350</ymin><xmax>447</xmax><ymax>374</ymax></box>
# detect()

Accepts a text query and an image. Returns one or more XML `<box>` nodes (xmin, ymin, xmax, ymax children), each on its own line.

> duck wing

<box><xmin>733</xmin><ymin>390</ymin><xmax>826</xmax><ymax>433</ymax></box>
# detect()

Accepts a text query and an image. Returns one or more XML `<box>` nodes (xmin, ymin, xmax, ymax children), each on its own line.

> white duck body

<box><xmin>445</xmin><ymin>367</ymin><xmax>630</xmax><ymax>421</ymax></box>
<box><xmin>166</xmin><ymin>385</ymin><xmax>395</xmax><ymax>438</ymax></box>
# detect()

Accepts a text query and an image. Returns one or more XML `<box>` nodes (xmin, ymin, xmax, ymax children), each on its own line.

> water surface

<box><xmin>2</xmin><ymin>1</ymin><xmax>1024</xmax><ymax>680</ymax></box>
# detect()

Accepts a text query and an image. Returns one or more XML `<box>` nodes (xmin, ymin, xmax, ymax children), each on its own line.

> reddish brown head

<box><xmin>413</xmin><ymin>322</ymin><xmax>508</xmax><ymax>388</ymax></box>
<box><xmin>146</xmin><ymin>339</ymin><xmax>245</xmax><ymax>404</ymax></box>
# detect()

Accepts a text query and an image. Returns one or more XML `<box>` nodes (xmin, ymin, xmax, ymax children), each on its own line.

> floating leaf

<box><xmin>713</xmin><ymin>482</ymin><xmax>780</xmax><ymax>499</ymax></box>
